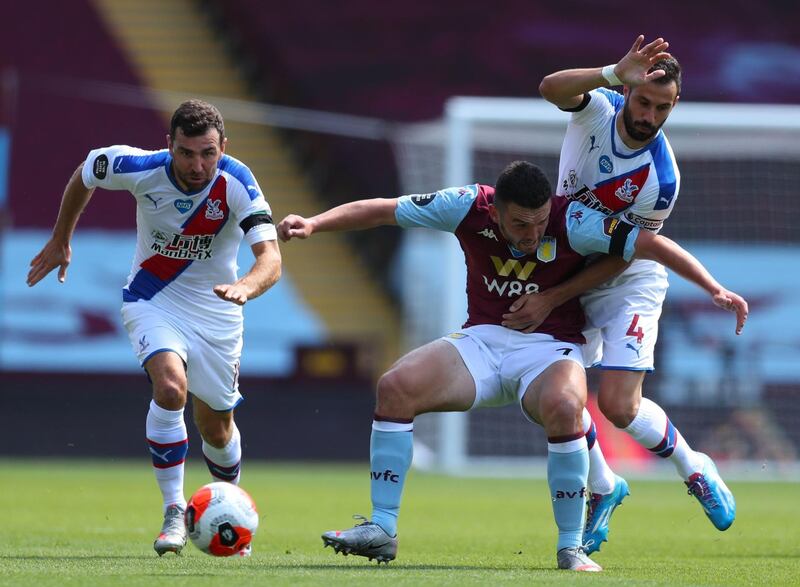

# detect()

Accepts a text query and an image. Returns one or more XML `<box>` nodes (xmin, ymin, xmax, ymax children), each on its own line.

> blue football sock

<box><xmin>370</xmin><ymin>427</ymin><xmax>413</xmax><ymax>537</ymax></box>
<box><xmin>547</xmin><ymin>437</ymin><xmax>589</xmax><ymax>551</ymax></box>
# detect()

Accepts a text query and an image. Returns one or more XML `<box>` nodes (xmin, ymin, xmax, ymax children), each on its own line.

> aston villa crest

<box><xmin>537</xmin><ymin>237</ymin><xmax>556</xmax><ymax>262</ymax></box>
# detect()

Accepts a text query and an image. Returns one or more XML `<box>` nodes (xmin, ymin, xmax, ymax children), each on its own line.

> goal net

<box><xmin>392</xmin><ymin>96</ymin><xmax>800</xmax><ymax>479</ymax></box>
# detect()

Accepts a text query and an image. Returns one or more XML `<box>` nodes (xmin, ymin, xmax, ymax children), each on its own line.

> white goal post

<box><xmin>392</xmin><ymin>96</ymin><xmax>800</xmax><ymax>479</ymax></box>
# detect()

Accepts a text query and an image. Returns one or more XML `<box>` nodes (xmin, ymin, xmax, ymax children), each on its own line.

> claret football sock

<box><xmin>582</xmin><ymin>409</ymin><xmax>617</xmax><ymax>495</ymax></box>
<box><xmin>202</xmin><ymin>423</ymin><xmax>242</xmax><ymax>484</ymax></box>
<box><xmin>370</xmin><ymin>416</ymin><xmax>413</xmax><ymax>537</ymax></box>
<box><xmin>624</xmin><ymin>397</ymin><xmax>703</xmax><ymax>480</ymax></box>
<box><xmin>547</xmin><ymin>435</ymin><xmax>589</xmax><ymax>552</ymax></box>
<box><xmin>146</xmin><ymin>400</ymin><xmax>188</xmax><ymax>511</ymax></box>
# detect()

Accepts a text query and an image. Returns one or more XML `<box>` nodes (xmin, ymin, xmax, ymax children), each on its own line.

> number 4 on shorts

<box><xmin>626</xmin><ymin>314</ymin><xmax>644</xmax><ymax>344</ymax></box>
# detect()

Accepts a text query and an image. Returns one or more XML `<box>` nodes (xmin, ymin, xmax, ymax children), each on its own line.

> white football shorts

<box><xmin>121</xmin><ymin>301</ymin><xmax>244</xmax><ymax>411</ymax></box>
<box><xmin>580</xmin><ymin>263</ymin><xmax>669</xmax><ymax>371</ymax></box>
<box><xmin>441</xmin><ymin>324</ymin><xmax>583</xmax><ymax>421</ymax></box>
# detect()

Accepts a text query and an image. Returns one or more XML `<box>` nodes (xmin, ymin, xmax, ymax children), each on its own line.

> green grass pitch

<box><xmin>2</xmin><ymin>459</ymin><xmax>797</xmax><ymax>586</ymax></box>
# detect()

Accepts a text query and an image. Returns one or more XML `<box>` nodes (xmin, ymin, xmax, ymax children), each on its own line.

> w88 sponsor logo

<box><xmin>482</xmin><ymin>276</ymin><xmax>540</xmax><ymax>297</ymax></box>
<box><xmin>483</xmin><ymin>255</ymin><xmax>540</xmax><ymax>297</ymax></box>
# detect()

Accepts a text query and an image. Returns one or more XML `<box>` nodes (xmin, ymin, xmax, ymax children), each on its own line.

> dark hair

<box><xmin>494</xmin><ymin>161</ymin><xmax>552</xmax><ymax>209</ymax></box>
<box><xmin>169</xmin><ymin>99</ymin><xmax>225</xmax><ymax>141</ymax></box>
<box><xmin>649</xmin><ymin>56</ymin><xmax>681</xmax><ymax>95</ymax></box>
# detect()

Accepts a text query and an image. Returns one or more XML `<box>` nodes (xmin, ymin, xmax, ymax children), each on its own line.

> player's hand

<box><xmin>277</xmin><ymin>214</ymin><xmax>314</xmax><ymax>242</ymax></box>
<box><xmin>26</xmin><ymin>238</ymin><xmax>72</xmax><ymax>286</ymax></box>
<box><xmin>712</xmin><ymin>289</ymin><xmax>749</xmax><ymax>335</ymax></box>
<box><xmin>214</xmin><ymin>283</ymin><xmax>249</xmax><ymax>306</ymax></box>
<box><xmin>501</xmin><ymin>292</ymin><xmax>557</xmax><ymax>333</ymax></box>
<box><xmin>614</xmin><ymin>35</ymin><xmax>672</xmax><ymax>87</ymax></box>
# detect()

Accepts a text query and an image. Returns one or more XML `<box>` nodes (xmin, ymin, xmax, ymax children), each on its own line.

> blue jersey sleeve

<box><xmin>565</xmin><ymin>201</ymin><xmax>639</xmax><ymax>261</ymax></box>
<box><xmin>395</xmin><ymin>184</ymin><xmax>478</xmax><ymax>232</ymax></box>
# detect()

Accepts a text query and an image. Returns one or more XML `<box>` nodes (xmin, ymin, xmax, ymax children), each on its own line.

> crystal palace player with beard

<box><xmin>277</xmin><ymin>161</ymin><xmax>746</xmax><ymax>572</ymax></box>
<box><xmin>27</xmin><ymin>100</ymin><xmax>281</xmax><ymax>556</ymax></box>
<box><xmin>535</xmin><ymin>36</ymin><xmax>741</xmax><ymax>550</ymax></box>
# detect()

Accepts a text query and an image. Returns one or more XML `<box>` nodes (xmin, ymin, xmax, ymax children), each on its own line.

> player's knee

<box><xmin>539</xmin><ymin>388</ymin><xmax>584</xmax><ymax>431</ymax></box>
<box><xmin>152</xmin><ymin>379</ymin><xmax>187</xmax><ymax>410</ymax></box>
<box><xmin>597</xmin><ymin>392</ymin><xmax>638</xmax><ymax>428</ymax></box>
<box><xmin>200</xmin><ymin>424</ymin><xmax>231</xmax><ymax>449</ymax></box>
<box><xmin>376</xmin><ymin>368</ymin><xmax>416</xmax><ymax>415</ymax></box>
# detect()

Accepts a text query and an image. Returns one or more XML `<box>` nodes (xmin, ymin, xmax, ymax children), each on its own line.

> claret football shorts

<box><xmin>121</xmin><ymin>301</ymin><xmax>244</xmax><ymax>411</ymax></box>
<box><xmin>441</xmin><ymin>324</ymin><xmax>583</xmax><ymax>421</ymax></box>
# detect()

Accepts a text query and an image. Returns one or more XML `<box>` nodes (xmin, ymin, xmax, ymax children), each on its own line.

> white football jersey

<box><xmin>82</xmin><ymin>145</ymin><xmax>277</xmax><ymax>329</ymax></box>
<box><xmin>556</xmin><ymin>88</ymin><xmax>680</xmax><ymax>282</ymax></box>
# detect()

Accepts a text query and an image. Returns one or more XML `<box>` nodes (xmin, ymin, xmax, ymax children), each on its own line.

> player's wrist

<box><xmin>601</xmin><ymin>64</ymin><xmax>622</xmax><ymax>87</ymax></box>
<box><xmin>540</xmin><ymin>286</ymin><xmax>566</xmax><ymax>307</ymax></box>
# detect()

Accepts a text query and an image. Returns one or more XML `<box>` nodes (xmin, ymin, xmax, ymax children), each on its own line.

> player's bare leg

<box><xmin>598</xmin><ymin>369</ymin><xmax>735</xmax><ymax>530</ymax></box>
<box><xmin>523</xmin><ymin>361</ymin><xmax>601</xmax><ymax>572</ymax></box>
<box><xmin>322</xmin><ymin>340</ymin><xmax>476</xmax><ymax>563</ymax></box>
<box><xmin>146</xmin><ymin>351</ymin><xmax>190</xmax><ymax>555</ymax></box>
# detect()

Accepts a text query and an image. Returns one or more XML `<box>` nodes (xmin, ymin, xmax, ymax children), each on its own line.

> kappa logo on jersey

<box><xmin>151</xmin><ymin>231</ymin><xmax>215</xmax><ymax>260</ymax></box>
<box><xmin>614</xmin><ymin>178</ymin><xmax>640</xmax><ymax>203</ymax></box>
<box><xmin>410</xmin><ymin>193</ymin><xmax>437</xmax><ymax>207</ymax></box>
<box><xmin>536</xmin><ymin>237</ymin><xmax>556</xmax><ymax>262</ymax></box>
<box><xmin>205</xmin><ymin>198</ymin><xmax>224</xmax><ymax>220</ymax></box>
<box><xmin>174</xmin><ymin>199</ymin><xmax>193</xmax><ymax>214</ymax></box>
<box><xmin>478</xmin><ymin>228</ymin><xmax>498</xmax><ymax>241</ymax></box>
<box><xmin>93</xmin><ymin>155</ymin><xmax>108</xmax><ymax>179</ymax></box>
<box><xmin>599</xmin><ymin>155</ymin><xmax>613</xmax><ymax>174</ymax></box>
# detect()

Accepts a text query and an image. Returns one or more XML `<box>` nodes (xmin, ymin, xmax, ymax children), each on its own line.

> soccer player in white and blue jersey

<box><xmin>534</xmin><ymin>36</ymin><xmax>740</xmax><ymax>550</ymax></box>
<box><xmin>27</xmin><ymin>100</ymin><xmax>281</xmax><ymax>556</ymax></box>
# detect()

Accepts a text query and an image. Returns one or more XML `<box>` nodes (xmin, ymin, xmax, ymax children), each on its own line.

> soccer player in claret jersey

<box><xmin>533</xmin><ymin>35</ymin><xmax>739</xmax><ymax>550</ymax></box>
<box><xmin>27</xmin><ymin>100</ymin><xmax>282</xmax><ymax>556</ymax></box>
<box><xmin>277</xmin><ymin>161</ymin><xmax>747</xmax><ymax>572</ymax></box>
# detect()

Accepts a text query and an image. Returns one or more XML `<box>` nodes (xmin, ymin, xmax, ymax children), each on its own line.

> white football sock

<box><xmin>624</xmin><ymin>397</ymin><xmax>703</xmax><ymax>480</ymax></box>
<box><xmin>202</xmin><ymin>423</ymin><xmax>242</xmax><ymax>484</ymax></box>
<box><xmin>583</xmin><ymin>408</ymin><xmax>617</xmax><ymax>494</ymax></box>
<box><xmin>146</xmin><ymin>400</ymin><xmax>188</xmax><ymax>511</ymax></box>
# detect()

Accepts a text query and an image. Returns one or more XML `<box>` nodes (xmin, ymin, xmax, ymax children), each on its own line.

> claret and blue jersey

<box><xmin>395</xmin><ymin>184</ymin><xmax>639</xmax><ymax>343</ymax></box>
<box><xmin>81</xmin><ymin>145</ymin><xmax>276</xmax><ymax>329</ymax></box>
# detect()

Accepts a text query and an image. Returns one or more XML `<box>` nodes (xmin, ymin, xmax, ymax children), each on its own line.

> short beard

<box><xmin>622</xmin><ymin>101</ymin><xmax>661</xmax><ymax>142</ymax></box>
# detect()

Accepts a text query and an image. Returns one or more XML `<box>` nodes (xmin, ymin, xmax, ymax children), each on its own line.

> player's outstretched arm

<box><xmin>26</xmin><ymin>163</ymin><xmax>95</xmax><ymax>287</ymax></box>
<box><xmin>277</xmin><ymin>198</ymin><xmax>399</xmax><ymax>241</ymax></box>
<box><xmin>502</xmin><ymin>255</ymin><xmax>629</xmax><ymax>332</ymax></box>
<box><xmin>213</xmin><ymin>240</ymin><xmax>281</xmax><ymax>305</ymax></box>
<box><xmin>633</xmin><ymin>231</ymin><xmax>749</xmax><ymax>335</ymax></box>
<box><xmin>538</xmin><ymin>34</ymin><xmax>671</xmax><ymax>109</ymax></box>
